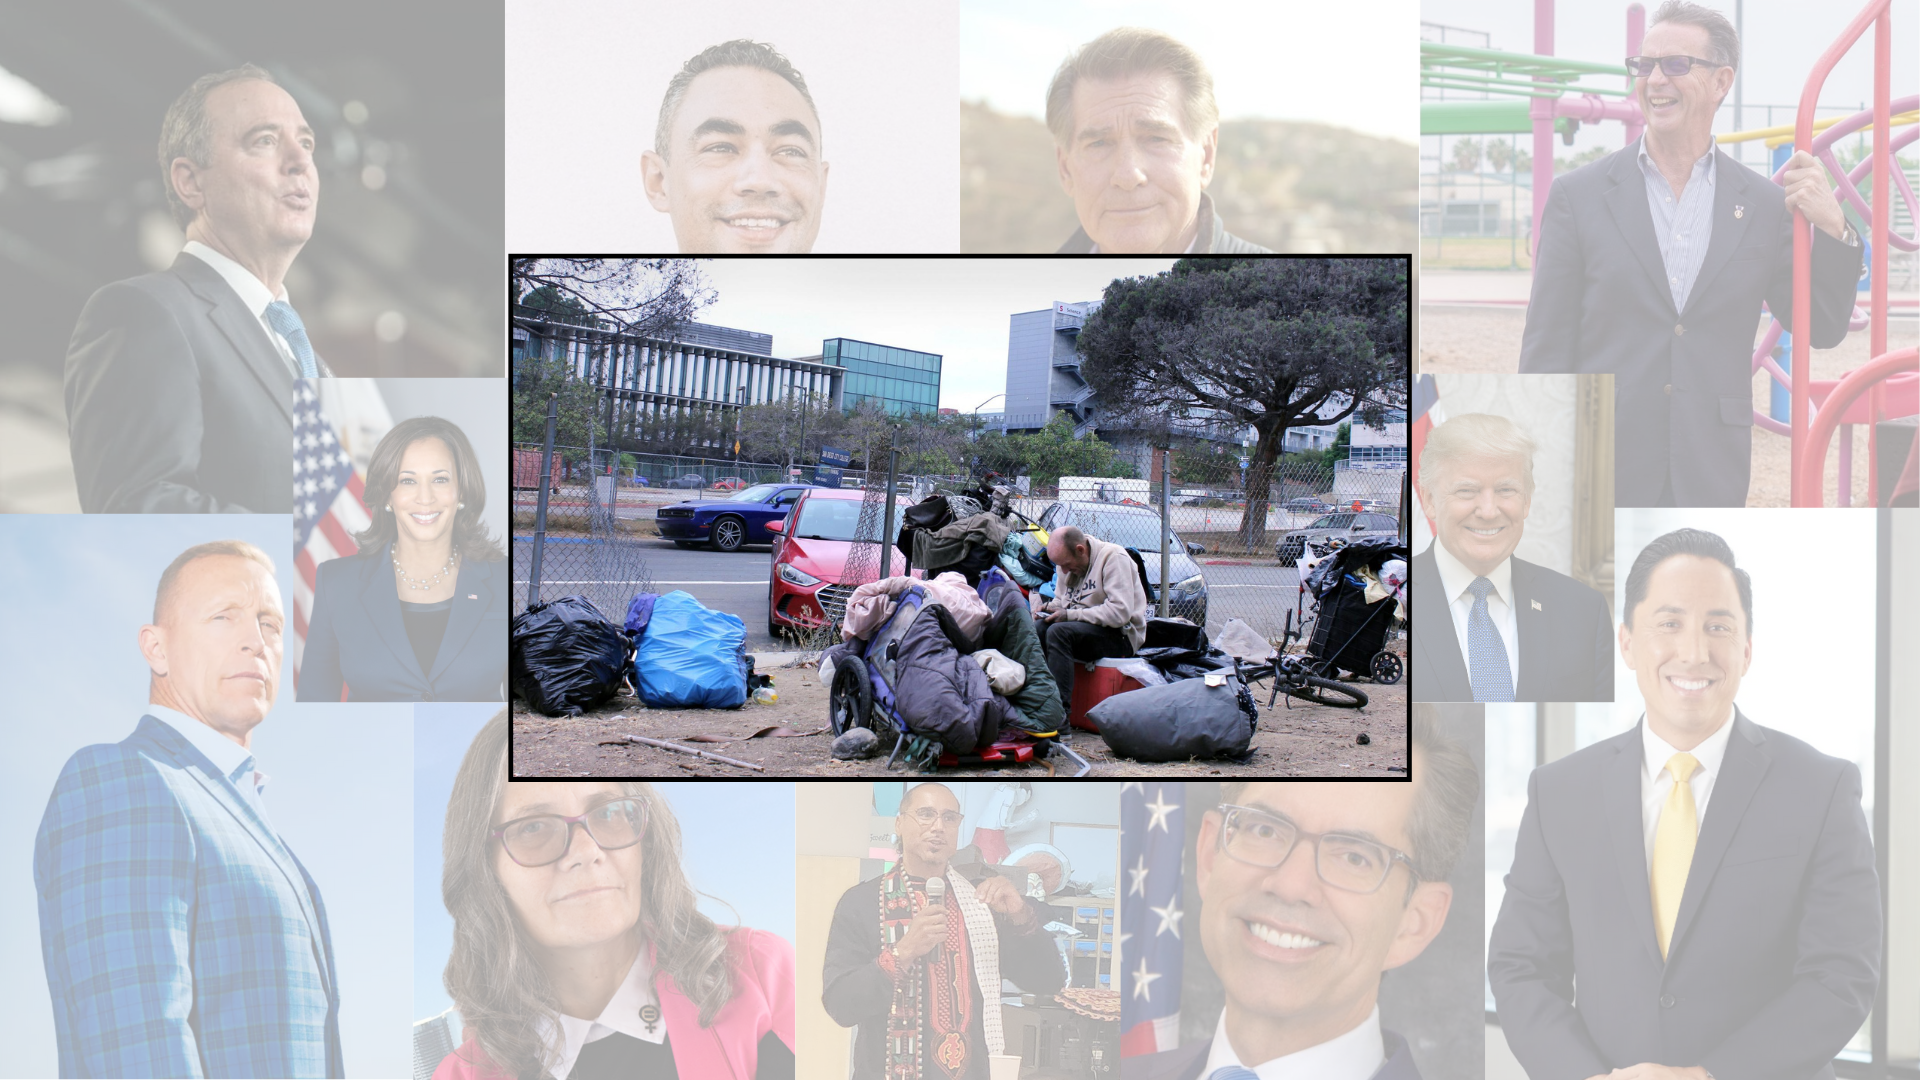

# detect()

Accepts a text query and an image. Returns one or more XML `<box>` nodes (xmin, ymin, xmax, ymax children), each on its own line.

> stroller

<box><xmin>827</xmin><ymin>567</ymin><xmax>1092</xmax><ymax>774</ymax></box>
<box><xmin>1287</xmin><ymin>537</ymin><xmax>1407</xmax><ymax>685</ymax></box>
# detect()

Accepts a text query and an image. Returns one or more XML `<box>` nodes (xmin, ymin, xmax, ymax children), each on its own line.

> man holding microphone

<box><xmin>823</xmin><ymin>783</ymin><xmax>1066</xmax><ymax>1080</ymax></box>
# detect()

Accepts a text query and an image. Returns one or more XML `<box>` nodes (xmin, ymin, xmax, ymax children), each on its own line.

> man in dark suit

<box><xmin>1411</xmin><ymin>412</ymin><xmax>1613</xmax><ymax>703</ymax></box>
<box><xmin>65</xmin><ymin>64</ymin><xmax>330</xmax><ymax>514</ymax></box>
<box><xmin>1489</xmin><ymin>528</ymin><xmax>1880</xmax><ymax>1080</ymax></box>
<box><xmin>1124</xmin><ymin>723</ymin><xmax>1479</xmax><ymax>1080</ymax></box>
<box><xmin>1519</xmin><ymin>1</ymin><xmax>1861</xmax><ymax>507</ymax></box>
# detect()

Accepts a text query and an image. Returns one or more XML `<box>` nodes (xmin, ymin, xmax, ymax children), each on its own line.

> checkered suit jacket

<box><xmin>33</xmin><ymin>714</ymin><xmax>344</xmax><ymax>1079</ymax></box>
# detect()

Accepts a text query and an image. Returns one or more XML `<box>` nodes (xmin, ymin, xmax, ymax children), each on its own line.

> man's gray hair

<box><xmin>1045</xmin><ymin>27</ymin><xmax>1219</xmax><ymax>148</ymax></box>
<box><xmin>1049</xmin><ymin>524</ymin><xmax>1089</xmax><ymax>553</ymax></box>
<box><xmin>1221</xmin><ymin>712</ymin><xmax>1479</xmax><ymax>883</ymax></box>
<box><xmin>1649</xmin><ymin>0</ymin><xmax>1741</xmax><ymax>70</ymax></box>
<box><xmin>1417</xmin><ymin>412</ymin><xmax>1537</xmax><ymax>500</ymax></box>
<box><xmin>158</xmin><ymin>63</ymin><xmax>279</xmax><ymax>229</ymax></box>
<box><xmin>655</xmin><ymin>39</ymin><xmax>820</xmax><ymax>160</ymax></box>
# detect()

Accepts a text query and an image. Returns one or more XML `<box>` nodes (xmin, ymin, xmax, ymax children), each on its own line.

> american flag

<box><xmin>1120</xmin><ymin>781</ymin><xmax>1184</xmax><ymax>1057</ymax></box>
<box><xmin>1410</xmin><ymin>374</ymin><xmax>1443</xmax><ymax>549</ymax></box>
<box><xmin>290</xmin><ymin>379</ymin><xmax>391</xmax><ymax>691</ymax></box>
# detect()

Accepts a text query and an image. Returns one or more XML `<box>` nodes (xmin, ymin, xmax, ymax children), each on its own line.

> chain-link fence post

<box><xmin>880</xmin><ymin>442</ymin><xmax>899</xmax><ymax>579</ymax></box>
<box><xmin>1158</xmin><ymin>444</ymin><xmax>1171</xmax><ymax>619</ymax></box>
<box><xmin>527</xmin><ymin>393</ymin><xmax>558</xmax><ymax>609</ymax></box>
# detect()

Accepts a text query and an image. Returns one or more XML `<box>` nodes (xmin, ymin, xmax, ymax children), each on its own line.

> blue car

<box><xmin>654</xmin><ymin>483</ymin><xmax>809</xmax><ymax>552</ymax></box>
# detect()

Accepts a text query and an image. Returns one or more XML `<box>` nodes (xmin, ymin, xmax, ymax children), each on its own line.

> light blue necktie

<box><xmin>1208</xmin><ymin>1068</ymin><xmax>1260</xmax><ymax>1080</ymax></box>
<box><xmin>262</xmin><ymin>300</ymin><xmax>319</xmax><ymax>378</ymax></box>
<box><xmin>1467</xmin><ymin>576</ymin><xmax>1515</xmax><ymax>702</ymax></box>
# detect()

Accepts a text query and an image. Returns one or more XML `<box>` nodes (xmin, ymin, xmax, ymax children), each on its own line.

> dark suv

<box><xmin>1276</xmin><ymin>512</ymin><xmax>1401</xmax><ymax>562</ymax></box>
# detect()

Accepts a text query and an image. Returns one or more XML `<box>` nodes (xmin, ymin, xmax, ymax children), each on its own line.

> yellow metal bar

<box><xmin>1717</xmin><ymin>109</ymin><xmax>1917</xmax><ymax>144</ymax></box>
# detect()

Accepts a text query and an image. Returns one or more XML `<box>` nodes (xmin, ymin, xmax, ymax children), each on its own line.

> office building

<box><xmin>805</xmin><ymin>338</ymin><xmax>942</xmax><ymax>417</ymax></box>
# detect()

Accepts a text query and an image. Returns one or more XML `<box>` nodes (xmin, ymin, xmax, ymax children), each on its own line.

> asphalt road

<box><xmin>629</xmin><ymin>538</ymin><xmax>785</xmax><ymax>651</ymax></box>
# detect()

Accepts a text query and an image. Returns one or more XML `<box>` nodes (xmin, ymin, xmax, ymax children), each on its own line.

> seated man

<box><xmin>1033</xmin><ymin>524</ymin><xmax>1148</xmax><ymax>710</ymax></box>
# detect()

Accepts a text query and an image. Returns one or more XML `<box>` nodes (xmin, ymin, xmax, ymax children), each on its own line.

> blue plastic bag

<box><xmin>632</xmin><ymin>591</ymin><xmax>749</xmax><ymax>708</ymax></box>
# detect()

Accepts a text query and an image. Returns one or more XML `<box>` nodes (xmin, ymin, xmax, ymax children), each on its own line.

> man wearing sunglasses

<box><xmin>823</xmin><ymin>782</ymin><xmax>1066</xmax><ymax>1080</ymax></box>
<box><xmin>1124</xmin><ymin>720</ymin><xmax>1481</xmax><ymax>1080</ymax></box>
<box><xmin>1519</xmin><ymin>0</ymin><xmax>1862</xmax><ymax>508</ymax></box>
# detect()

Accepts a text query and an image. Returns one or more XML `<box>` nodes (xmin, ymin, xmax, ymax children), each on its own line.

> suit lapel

<box><xmin>360</xmin><ymin>544</ymin><xmax>431</xmax><ymax>690</ymax></box>
<box><xmin>135</xmin><ymin>715</ymin><xmax>334</xmax><ymax>993</ymax></box>
<box><xmin>1412</xmin><ymin>546</ymin><xmax>1472</xmax><ymax>700</ymax></box>
<box><xmin>169</xmin><ymin>254</ymin><xmax>296</xmax><ymax>425</ymax></box>
<box><xmin>1602</xmin><ymin>150</ymin><xmax>1679</xmax><ymax>315</ymax></box>
<box><xmin>428</xmin><ymin>559</ymin><xmax>492</xmax><ymax>684</ymax></box>
<box><xmin>1681</xmin><ymin>149</ymin><xmax>1754</xmax><ymax>317</ymax></box>
<box><xmin>1605</xmin><ymin>722</ymin><xmax>1664</xmax><ymax>967</ymax></box>
<box><xmin>1510</xmin><ymin>558</ymin><xmax>1545</xmax><ymax>700</ymax></box>
<box><xmin>1666</xmin><ymin>710</ymin><xmax>1770</xmax><ymax>960</ymax></box>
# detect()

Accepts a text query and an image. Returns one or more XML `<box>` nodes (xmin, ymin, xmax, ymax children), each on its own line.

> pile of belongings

<box><xmin>895</xmin><ymin>492</ymin><xmax>1013</xmax><ymax>585</ymax></box>
<box><xmin>999</xmin><ymin>525</ymin><xmax>1053</xmax><ymax>587</ymax></box>
<box><xmin>625</xmin><ymin>590</ymin><xmax>750</xmax><ymax>709</ymax></box>
<box><xmin>825</xmin><ymin>567</ymin><xmax>1065</xmax><ymax>761</ymax></box>
<box><xmin>510</xmin><ymin>595</ymin><xmax>633</xmax><ymax>717</ymax></box>
<box><xmin>1084</xmin><ymin>617</ymin><xmax>1261</xmax><ymax>762</ymax></box>
<box><xmin>1303</xmin><ymin>537</ymin><xmax>1410</xmax><ymax>678</ymax></box>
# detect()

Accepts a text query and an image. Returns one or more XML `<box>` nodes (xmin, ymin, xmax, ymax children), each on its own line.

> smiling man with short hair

<box><xmin>642</xmin><ymin>39</ymin><xmax>829</xmax><ymax>253</ymax></box>
<box><xmin>1048</xmin><ymin>27</ymin><xmax>1269</xmax><ymax>254</ymax></box>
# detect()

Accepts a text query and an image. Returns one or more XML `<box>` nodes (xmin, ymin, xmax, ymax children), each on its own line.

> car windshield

<box><xmin>1308</xmin><ymin>514</ymin><xmax>1356</xmax><ymax>529</ymax></box>
<box><xmin>1052</xmin><ymin>508</ymin><xmax>1178</xmax><ymax>551</ymax></box>
<box><xmin>725</xmin><ymin>484</ymin><xmax>782</xmax><ymax>502</ymax></box>
<box><xmin>791</xmin><ymin>498</ymin><xmax>904</xmax><ymax>541</ymax></box>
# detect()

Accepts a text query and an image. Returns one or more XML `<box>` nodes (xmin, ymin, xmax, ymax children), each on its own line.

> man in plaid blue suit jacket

<box><xmin>33</xmin><ymin>540</ymin><xmax>343</xmax><ymax>1079</ymax></box>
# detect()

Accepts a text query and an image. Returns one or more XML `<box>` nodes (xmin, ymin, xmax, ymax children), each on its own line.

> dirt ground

<box><xmin>510</xmin><ymin>647</ymin><xmax>1409</xmax><ymax>778</ymax></box>
<box><xmin>1417</xmin><ymin>304</ymin><xmax>1917</xmax><ymax>507</ymax></box>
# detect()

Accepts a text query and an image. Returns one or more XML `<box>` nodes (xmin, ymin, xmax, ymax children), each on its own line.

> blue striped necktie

<box><xmin>263</xmin><ymin>299</ymin><xmax>320</xmax><ymax>378</ymax></box>
<box><xmin>1208</xmin><ymin>1068</ymin><xmax>1260</xmax><ymax>1080</ymax></box>
<box><xmin>1467</xmin><ymin>576</ymin><xmax>1515</xmax><ymax>702</ymax></box>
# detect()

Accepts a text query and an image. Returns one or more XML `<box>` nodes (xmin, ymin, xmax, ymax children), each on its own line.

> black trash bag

<box><xmin>895</xmin><ymin>496</ymin><xmax>956</xmax><ymax>567</ymax></box>
<box><xmin>1087</xmin><ymin>676</ymin><xmax>1257</xmax><ymax>762</ymax></box>
<box><xmin>1305</xmin><ymin>538</ymin><xmax>1410</xmax><ymax>599</ymax></box>
<box><xmin>1145</xmin><ymin>617</ymin><xmax>1207</xmax><ymax>652</ymax></box>
<box><xmin>510</xmin><ymin>596</ymin><xmax>633</xmax><ymax>717</ymax></box>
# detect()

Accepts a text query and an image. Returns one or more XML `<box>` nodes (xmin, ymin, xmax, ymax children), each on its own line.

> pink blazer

<box><xmin>435</xmin><ymin>927</ymin><xmax>796</xmax><ymax>1080</ymax></box>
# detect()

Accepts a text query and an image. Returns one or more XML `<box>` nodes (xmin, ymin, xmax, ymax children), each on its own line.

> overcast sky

<box><xmin>1422</xmin><ymin>0</ymin><xmax>1918</xmax><ymax>160</ymax></box>
<box><xmin>693</xmin><ymin>258</ymin><xmax>1180</xmax><ymax>414</ymax></box>
<box><xmin>961</xmin><ymin>0</ymin><xmax>1420</xmax><ymax>144</ymax></box>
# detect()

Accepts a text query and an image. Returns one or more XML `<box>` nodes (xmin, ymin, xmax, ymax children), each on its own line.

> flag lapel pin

<box><xmin>468</xmin><ymin>594</ymin><xmax>479</xmax><ymax>600</ymax></box>
<box><xmin>1734</xmin><ymin>205</ymin><xmax>1744</xmax><ymax>219</ymax></box>
<box><xmin>1531</xmin><ymin>599</ymin><xmax>1543</xmax><ymax>611</ymax></box>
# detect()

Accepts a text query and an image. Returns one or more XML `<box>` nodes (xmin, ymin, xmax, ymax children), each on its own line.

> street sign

<box><xmin>820</xmin><ymin>445</ymin><xmax>852</xmax><ymax>468</ymax></box>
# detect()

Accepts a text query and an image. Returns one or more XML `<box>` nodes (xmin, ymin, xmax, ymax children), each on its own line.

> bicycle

<box><xmin>1232</xmin><ymin>650</ymin><xmax>1370</xmax><ymax>710</ymax></box>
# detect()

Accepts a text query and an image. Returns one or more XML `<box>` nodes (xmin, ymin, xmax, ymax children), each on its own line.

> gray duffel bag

<box><xmin>1087</xmin><ymin>674</ymin><xmax>1256</xmax><ymax>761</ymax></box>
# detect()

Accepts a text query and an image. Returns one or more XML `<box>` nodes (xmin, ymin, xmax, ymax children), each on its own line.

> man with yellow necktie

<box><xmin>1487</xmin><ymin>527</ymin><xmax>1880</xmax><ymax>1080</ymax></box>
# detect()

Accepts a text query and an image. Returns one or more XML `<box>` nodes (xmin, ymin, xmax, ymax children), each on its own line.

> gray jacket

<box><xmin>1056</xmin><ymin>192</ymin><xmax>1272</xmax><ymax>254</ymax></box>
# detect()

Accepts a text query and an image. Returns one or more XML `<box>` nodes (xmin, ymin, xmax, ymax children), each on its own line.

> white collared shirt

<box><xmin>1639</xmin><ymin>710</ymin><xmax>1735</xmax><ymax>870</ymax></box>
<box><xmin>537</xmin><ymin>947</ymin><xmax>666</xmax><ymax>1080</ymax></box>
<box><xmin>1204</xmin><ymin>1005</ymin><xmax>1384</xmax><ymax>1080</ymax></box>
<box><xmin>144</xmin><ymin>703</ymin><xmax>268</xmax><ymax>800</ymax></box>
<box><xmin>1429</xmin><ymin>540</ymin><xmax>1520</xmax><ymax>694</ymax></box>
<box><xmin>180</xmin><ymin>240</ymin><xmax>302</xmax><ymax>377</ymax></box>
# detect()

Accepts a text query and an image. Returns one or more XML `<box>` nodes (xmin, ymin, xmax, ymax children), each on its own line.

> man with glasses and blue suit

<box><xmin>1122</xmin><ymin>721</ymin><xmax>1480</xmax><ymax>1080</ymax></box>
<box><xmin>1518</xmin><ymin>0</ymin><xmax>1860</xmax><ymax>507</ymax></box>
<box><xmin>34</xmin><ymin>540</ymin><xmax>342</xmax><ymax>1079</ymax></box>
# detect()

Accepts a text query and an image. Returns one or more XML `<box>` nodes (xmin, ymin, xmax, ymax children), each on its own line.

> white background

<box><xmin>506</xmin><ymin>0</ymin><xmax>959</xmax><ymax>252</ymax></box>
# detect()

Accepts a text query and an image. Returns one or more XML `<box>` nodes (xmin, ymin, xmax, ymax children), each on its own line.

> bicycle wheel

<box><xmin>1284</xmin><ymin>675</ymin><xmax>1369</xmax><ymax>709</ymax></box>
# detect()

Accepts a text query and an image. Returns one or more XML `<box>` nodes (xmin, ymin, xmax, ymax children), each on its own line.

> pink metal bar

<box><xmin>1796</xmin><ymin>350</ymin><xmax>1916</xmax><ymax>501</ymax></box>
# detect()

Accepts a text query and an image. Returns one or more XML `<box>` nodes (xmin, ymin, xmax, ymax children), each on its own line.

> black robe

<box><xmin>822</xmin><ymin>875</ymin><xmax>1066</xmax><ymax>1080</ymax></box>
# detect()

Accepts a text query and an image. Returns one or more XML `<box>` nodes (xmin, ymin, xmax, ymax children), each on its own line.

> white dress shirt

<box><xmin>1639</xmin><ymin>710</ymin><xmax>1735</xmax><ymax>870</ymax></box>
<box><xmin>536</xmin><ymin>946</ymin><xmax>666</xmax><ymax>1080</ymax></box>
<box><xmin>145</xmin><ymin>703</ymin><xmax>270</xmax><ymax>805</ymax></box>
<box><xmin>1430</xmin><ymin>540</ymin><xmax>1520</xmax><ymax>694</ymax></box>
<box><xmin>1203</xmin><ymin>1004</ymin><xmax>1384</xmax><ymax>1080</ymax></box>
<box><xmin>180</xmin><ymin>240</ymin><xmax>302</xmax><ymax>377</ymax></box>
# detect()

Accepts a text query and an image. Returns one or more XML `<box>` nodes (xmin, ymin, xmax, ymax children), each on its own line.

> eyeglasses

<box><xmin>1625</xmin><ymin>54</ymin><xmax>1723</xmax><ymax>77</ymax></box>
<box><xmin>905</xmin><ymin>808</ymin><xmax>965</xmax><ymax>828</ymax></box>
<box><xmin>493</xmin><ymin>797</ymin><xmax>647</xmax><ymax>868</ymax></box>
<box><xmin>1215</xmin><ymin>804</ymin><xmax>1420</xmax><ymax>895</ymax></box>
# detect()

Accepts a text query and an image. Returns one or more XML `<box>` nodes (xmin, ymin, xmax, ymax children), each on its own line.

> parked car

<box><xmin>710</xmin><ymin>476</ymin><xmax>748</xmax><ymax>491</ymax></box>
<box><xmin>1283</xmin><ymin>497</ymin><xmax>1334</xmax><ymax>514</ymax></box>
<box><xmin>766</xmin><ymin>487</ymin><xmax>915</xmax><ymax>639</ymax></box>
<box><xmin>1036</xmin><ymin>500</ymin><xmax>1210</xmax><ymax>626</ymax></box>
<box><xmin>655</xmin><ymin>483</ymin><xmax>809</xmax><ymax>552</ymax></box>
<box><xmin>1276</xmin><ymin>511</ymin><xmax>1401</xmax><ymax>562</ymax></box>
<box><xmin>666</xmin><ymin>473</ymin><xmax>706</xmax><ymax>489</ymax></box>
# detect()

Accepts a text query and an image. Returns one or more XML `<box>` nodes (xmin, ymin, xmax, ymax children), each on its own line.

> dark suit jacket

<box><xmin>1120</xmin><ymin>1029</ymin><xmax>1421</xmax><ymax>1080</ymax></box>
<box><xmin>1411</xmin><ymin>545</ymin><xmax>1613</xmax><ymax>703</ymax></box>
<box><xmin>1488</xmin><ymin>712</ymin><xmax>1880</xmax><ymax>1080</ymax></box>
<box><xmin>297</xmin><ymin>544</ymin><xmax>508</xmax><ymax>702</ymax></box>
<box><xmin>64</xmin><ymin>252</ymin><xmax>330</xmax><ymax>514</ymax></box>
<box><xmin>1519</xmin><ymin>146</ymin><xmax>1862</xmax><ymax>506</ymax></box>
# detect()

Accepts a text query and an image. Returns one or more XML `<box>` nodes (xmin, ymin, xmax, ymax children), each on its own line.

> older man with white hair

<box><xmin>1412</xmin><ymin>413</ymin><xmax>1613</xmax><ymax>703</ymax></box>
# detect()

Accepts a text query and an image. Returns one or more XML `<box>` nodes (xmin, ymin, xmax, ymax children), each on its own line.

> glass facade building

<box><xmin>823</xmin><ymin>338</ymin><xmax>941</xmax><ymax>416</ymax></box>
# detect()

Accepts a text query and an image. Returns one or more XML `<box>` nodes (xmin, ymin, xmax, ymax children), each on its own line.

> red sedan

<box><xmin>765</xmin><ymin>487</ymin><xmax>915</xmax><ymax>639</ymax></box>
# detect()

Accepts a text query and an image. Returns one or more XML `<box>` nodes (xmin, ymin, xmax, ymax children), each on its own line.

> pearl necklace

<box><xmin>394</xmin><ymin>549</ymin><xmax>459</xmax><ymax>591</ymax></box>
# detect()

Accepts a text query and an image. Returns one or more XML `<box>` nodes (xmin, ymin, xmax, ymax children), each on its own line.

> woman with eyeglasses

<box><xmin>433</xmin><ymin>714</ymin><xmax>795</xmax><ymax>1080</ymax></box>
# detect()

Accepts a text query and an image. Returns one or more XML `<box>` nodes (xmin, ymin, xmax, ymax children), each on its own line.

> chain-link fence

<box><xmin>511</xmin><ymin>451</ymin><xmax>654</xmax><ymax>624</ymax></box>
